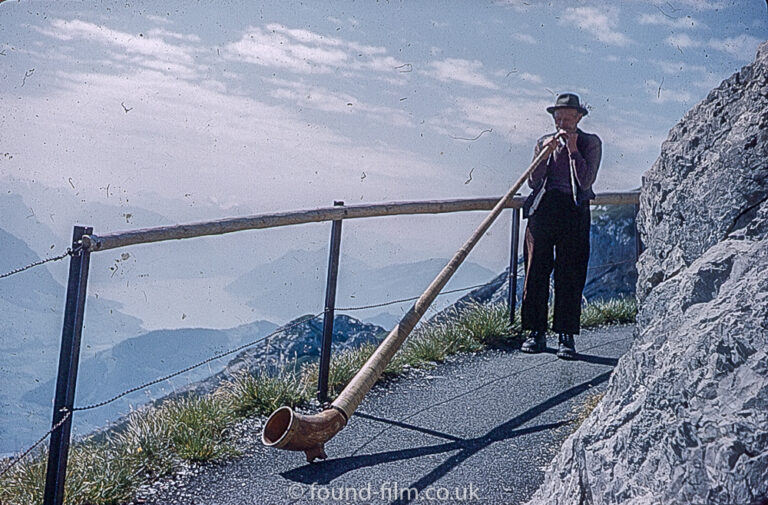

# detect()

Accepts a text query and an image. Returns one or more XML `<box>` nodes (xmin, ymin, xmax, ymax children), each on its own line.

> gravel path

<box><xmin>133</xmin><ymin>325</ymin><xmax>634</xmax><ymax>505</ymax></box>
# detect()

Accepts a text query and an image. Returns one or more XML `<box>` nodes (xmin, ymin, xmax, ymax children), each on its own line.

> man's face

<box><xmin>553</xmin><ymin>108</ymin><xmax>583</xmax><ymax>133</ymax></box>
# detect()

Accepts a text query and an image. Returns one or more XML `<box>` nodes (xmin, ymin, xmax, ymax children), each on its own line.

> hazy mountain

<box><xmin>226</xmin><ymin>249</ymin><xmax>498</xmax><ymax>322</ymax></box>
<box><xmin>1</xmin><ymin>180</ymin><xmax>266</xmax><ymax>283</ymax></box>
<box><xmin>0</xmin><ymin>225</ymin><xmax>145</xmax><ymax>455</ymax></box>
<box><xmin>583</xmin><ymin>203</ymin><xmax>637</xmax><ymax>300</ymax></box>
<box><xmin>438</xmin><ymin>206</ymin><xmax>639</xmax><ymax>317</ymax></box>
<box><xmin>22</xmin><ymin>319</ymin><xmax>277</xmax><ymax>448</ymax></box>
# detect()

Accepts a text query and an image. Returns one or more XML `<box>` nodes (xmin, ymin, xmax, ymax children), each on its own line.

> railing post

<box><xmin>318</xmin><ymin>202</ymin><xmax>344</xmax><ymax>403</ymax></box>
<box><xmin>508</xmin><ymin>208</ymin><xmax>521</xmax><ymax>327</ymax></box>
<box><xmin>44</xmin><ymin>225</ymin><xmax>92</xmax><ymax>505</ymax></box>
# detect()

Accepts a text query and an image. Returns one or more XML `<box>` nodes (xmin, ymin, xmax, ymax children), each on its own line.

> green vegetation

<box><xmin>218</xmin><ymin>367</ymin><xmax>307</xmax><ymax>418</ymax></box>
<box><xmin>0</xmin><ymin>296</ymin><xmax>636</xmax><ymax>505</ymax></box>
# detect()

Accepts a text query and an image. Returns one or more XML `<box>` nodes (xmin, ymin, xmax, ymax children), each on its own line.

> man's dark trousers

<box><xmin>521</xmin><ymin>190</ymin><xmax>591</xmax><ymax>334</ymax></box>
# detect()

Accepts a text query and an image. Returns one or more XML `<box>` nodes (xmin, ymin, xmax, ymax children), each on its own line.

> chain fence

<box><xmin>0</xmin><ymin>247</ymin><xmax>77</xmax><ymax>280</ymax></box>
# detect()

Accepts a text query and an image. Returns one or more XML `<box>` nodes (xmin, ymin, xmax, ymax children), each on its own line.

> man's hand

<box><xmin>543</xmin><ymin>130</ymin><xmax>569</xmax><ymax>150</ymax></box>
<box><xmin>564</xmin><ymin>130</ymin><xmax>579</xmax><ymax>155</ymax></box>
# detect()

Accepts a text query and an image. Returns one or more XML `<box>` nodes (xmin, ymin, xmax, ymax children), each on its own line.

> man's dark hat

<box><xmin>546</xmin><ymin>93</ymin><xmax>588</xmax><ymax>116</ymax></box>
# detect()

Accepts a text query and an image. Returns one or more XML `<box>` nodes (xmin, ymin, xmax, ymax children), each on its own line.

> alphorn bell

<box><xmin>262</xmin><ymin>136</ymin><xmax>561</xmax><ymax>462</ymax></box>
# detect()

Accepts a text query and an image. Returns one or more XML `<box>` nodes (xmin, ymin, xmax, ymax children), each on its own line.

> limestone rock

<box><xmin>526</xmin><ymin>40</ymin><xmax>768</xmax><ymax>505</ymax></box>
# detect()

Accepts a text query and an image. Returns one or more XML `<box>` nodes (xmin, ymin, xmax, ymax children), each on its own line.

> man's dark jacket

<box><xmin>524</xmin><ymin>128</ymin><xmax>602</xmax><ymax>217</ymax></box>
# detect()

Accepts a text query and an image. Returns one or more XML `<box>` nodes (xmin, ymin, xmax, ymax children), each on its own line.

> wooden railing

<box><xmin>82</xmin><ymin>192</ymin><xmax>640</xmax><ymax>252</ymax></box>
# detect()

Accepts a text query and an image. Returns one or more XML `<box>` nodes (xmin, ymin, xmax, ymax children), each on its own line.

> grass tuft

<box><xmin>111</xmin><ymin>407</ymin><xmax>176</xmax><ymax>480</ymax></box>
<box><xmin>161</xmin><ymin>395</ymin><xmax>237</xmax><ymax>462</ymax></box>
<box><xmin>456</xmin><ymin>302</ymin><xmax>514</xmax><ymax>346</ymax></box>
<box><xmin>580</xmin><ymin>296</ymin><xmax>637</xmax><ymax>327</ymax></box>
<box><xmin>64</xmin><ymin>442</ymin><xmax>137</xmax><ymax>504</ymax></box>
<box><xmin>0</xmin><ymin>448</ymin><xmax>47</xmax><ymax>505</ymax></box>
<box><xmin>217</xmin><ymin>368</ymin><xmax>308</xmax><ymax>418</ymax></box>
<box><xmin>301</xmin><ymin>344</ymin><xmax>396</xmax><ymax>399</ymax></box>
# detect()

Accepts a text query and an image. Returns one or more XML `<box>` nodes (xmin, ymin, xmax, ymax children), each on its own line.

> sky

<box><xmin>1</xmin><ymin>0</ymin><xmax>767</xmax><ymax>329</ymax></box>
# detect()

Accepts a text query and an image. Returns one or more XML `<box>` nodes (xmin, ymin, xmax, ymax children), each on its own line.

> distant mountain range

<box><xmin>225</xmin><ymin>249</ymin><xmax>498</xmax><ymax>322</ymax></box>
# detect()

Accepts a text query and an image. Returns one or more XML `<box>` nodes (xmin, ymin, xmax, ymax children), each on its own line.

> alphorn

<box><xmin>261</xmin><ymin>137</ymin><xmax>560</xmax><ymax>462</ymax></box>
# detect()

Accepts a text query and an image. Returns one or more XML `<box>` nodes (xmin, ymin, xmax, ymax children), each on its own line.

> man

<box><xmin>520</xmin><ymin>93</ymin><xmax>602</xmax><ymax>359</ymax></box>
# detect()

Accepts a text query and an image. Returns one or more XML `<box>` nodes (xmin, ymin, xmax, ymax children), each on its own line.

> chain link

<box><xmin>0</xmin><ymin>247</ymin><xmax>77</xmax><ymax>280</ymax></box>
<box><xmin>0</xmin><ymin>409</ymin><xmax>71</xmax><ymax>479</ymax></box>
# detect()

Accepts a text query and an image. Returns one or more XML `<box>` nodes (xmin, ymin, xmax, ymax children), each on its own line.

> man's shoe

<box><xmin>557</xmin><ymin>333</ymin><xmax>576</xmax><ymax>360</ymax></box>
<box><xmin>521</xmin><ymin>331</ymin><xmax>546</xmax><ymax>353</ymax></box>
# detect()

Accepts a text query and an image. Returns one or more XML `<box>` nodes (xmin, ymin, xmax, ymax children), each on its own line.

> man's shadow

<box><xmin>282</xmin><ymin>371</ymin><xmax>611</xmax><ymax>501</ymax></box>
<box><xmin>539</xmin><ymin>347</ymin><xmax>619</xmax><ymax>367</ymax></box>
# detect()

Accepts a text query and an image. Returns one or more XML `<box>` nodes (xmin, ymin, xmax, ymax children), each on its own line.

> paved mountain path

<box><xmin>134</xmin><ymin>325</ymin><xmax>634</xmax><ymax>505</ymax></box>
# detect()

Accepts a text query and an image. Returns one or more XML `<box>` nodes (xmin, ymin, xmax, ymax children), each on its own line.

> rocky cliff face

<box><xmin>526</xmin><ymin>41</ymin><xmax>768</xmax><ymax>505</ymax></box>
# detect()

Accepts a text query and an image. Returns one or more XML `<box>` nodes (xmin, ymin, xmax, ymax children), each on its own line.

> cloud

<box><xmin>665</xmin><ymin>33</ymin><xmax>764</xmax><ymax>61</ymax></box>
<box><xmin>512</xmin><ymin>33</ymin><xmax>537</xmax><ymax>44</ymax></box>
<box><xmin>266</xmin><ymin>78</ymin><xmax>414</xmax><ymax>127</ymax></box>
<box><xmin>223</xmin><ymin>23</ymin><xmax>402</xmax><ymax>76</ymax></box>
<box><xmin>224</xmin><ymin>26</ymin><xmax>347</xmax><ymax>74</ymax></box>
<box><xmin>3</xmin><ymin>66</ymin><xmax>444</xmax><ymax>213</ymax></box>
<box><xmin>445</xmin><ymin>94</ymin><xmax>553</xmax><ymax>145</ymax></box>
<box><xmin>644</xmin><ymin>0</ymin><xmax>726</xmax><ymax>10</ymax></box>
<box><xmin>423</xmin><ymin>58</ymin><xmax>499</xmax><ymax>89</ymax></box>
<box><xmin>146</xmin><ymin>14</ymin><xmax>173</xmax><ymax>25</ymax></box>
<box><xmin>638</xmin><ymin>13</ymin><xmax>705</xmax><ymax>30</ymax></box>
<box><xmin>665</xmin><ymin>33</ymin><xmax>701</xmax><ymax>49</ymax></box>
<box><xmin>43</xmin><ymin>19</ymin><xmax>196</xmax><ymax>65</ymax></box>
<box><xmin>602</xmin><ymin>123</ymin><xmax>663</xmax><ymax>155</ymax></box>
<box><xmin>650</xmin><ymin>59</ymin><xmax>707</xmax><ymax>74</ymax></box>
<box><xmin>707</xmin><ymin>34</ymin><xmax>764</xmax><ymax>61</ymax></box>
<box><xmin>519</xmin><ymin>72</ymin><xmax>542</xmax><ymax>83</ymax></box>
<box><xmin>561</xmin><ymin>7</ymin><xmax>632</xmax><ymax>47</ymax></box>
<box><xmin>570</xmin><ymin>44</ymin><xmax>592</xmax><ymax>55</ymax></box>
<box><xmin>34</xmin><ymin>18</ymin><xmax>202</xmax><ymax>78</ymax></box>
<box><xmin>147</xmin><ymin>28</ymin><xmax>202</xmax><ymax>42</ymax></box>
<box><xmin>494</xmin><ymin>0</ymin><xmax>533</xmax><ymax>12</ymax></box>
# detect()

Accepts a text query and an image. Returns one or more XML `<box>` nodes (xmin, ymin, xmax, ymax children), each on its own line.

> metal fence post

<box><xmin>508</xmin><ymin>208</ymin><xmax>521</xmax><ymax>327</ymax></box>
<box><xmin>44</xmin><ymin>226</ymin><xmax>92</xmax><ymax>505</ymax></box>
<box><xmin>318</xmin><ymin>202</ymin><xmax>344</xmax><ymax>403</ymax></box>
